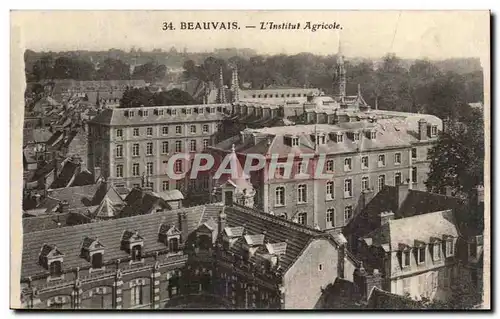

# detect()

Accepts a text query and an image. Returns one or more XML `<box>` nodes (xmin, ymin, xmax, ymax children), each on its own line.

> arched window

<box><xmin>131</xmin><ymin>245</ymin><xmax>142</xmax><ymax>261</ymax></box>
<box><xmin>49</xmin><ymin>260</ymin><xmax>62</xmax><ymax>277</ymax></box>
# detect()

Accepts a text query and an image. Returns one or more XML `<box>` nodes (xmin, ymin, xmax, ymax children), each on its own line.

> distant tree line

<box><xmin>119</xmin><ymin>88</ymin><xmax>197</xmax><ymax>108</ymax></box>
<box><xmin>24</xmin><ymin>52</ymin><xmax>167</xmax><ymax>83</ymax></box>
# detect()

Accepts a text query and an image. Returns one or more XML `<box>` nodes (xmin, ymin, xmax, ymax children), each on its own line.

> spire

<box><xmin>335</xmin><ymin>36</ymin><xmax>346</xmax><ymax>101</ymax></box>
<box><xmin>217</xmin><ymin>67</ymin><xmax>226</xmax><ymax>103</ymax></box>
<box><xmin>231</xmin><ymin>64</ymin><xmax>240</xmax><ymax>102</ymax></box>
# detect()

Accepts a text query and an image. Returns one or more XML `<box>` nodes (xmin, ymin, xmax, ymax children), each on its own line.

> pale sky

<box><xmin>11</xmin><ymin>11</ymin><xmax>489</xmax><ymax>62</ymax></box>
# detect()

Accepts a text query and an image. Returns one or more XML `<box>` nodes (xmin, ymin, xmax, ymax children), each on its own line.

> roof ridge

<box><xmin>231</xmin><ymin>203</ymin><xmax>322</xmax><ymax>236</ymax></box>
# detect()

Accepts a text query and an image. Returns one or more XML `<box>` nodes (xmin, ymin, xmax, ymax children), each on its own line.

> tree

<box><xmin>96</xmin><ymin>58</ymin><xmax>131</xmax><ymax>80</ymax></box>
<box><xmin>426</xmin><ymin>107</ymin><xmax>484</xmax><ymax>198</ymax></box>
<box><xmin>120</xmin><ymin>88</ymin><xmax>196</xmax><ymax>108</ymax></box>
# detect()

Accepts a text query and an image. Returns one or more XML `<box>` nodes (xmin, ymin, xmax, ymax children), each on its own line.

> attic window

<box><xmin>39</xmin><ymin>244</ymin><xmax>64</xmax><ymax>277</ymax></box>
<box><xmin>370</xmin><ymin>131</ymin><xmax>376</xmax><ymax>139</ymax></box>
<box><xmin>402</xmin><ymin>249</ymin><xmax>411</xmax><ymax>268</ymax></box>
<box><xmin>431</xmin><ymin>125</ymin><xmax>438</xmax><ymax>137</ymax></box>
<box><xmin>291</xmin><ymin>137</ymin><xmax>299</xmax><ymax>147</ymax></box>
<box><xmin>445</xmin><ymin>238</ymin><xmax>455</xmax><ymax>257</ymax></box>
<box><xmin>417</xmin><ymin>246</ymin><xmax>426</xmax><ymax>264</ymax></box>
<box><xmin>353</xmin><ymin>132</ymin><xmax>360</xmax><ymax>141</ymax></box>
<box><xmin>433</xmin><ymin>241</ymin><xmax>441</xmax><ymax>260</ymax></box>
<box><xmin>121</xmin><ymin>230</ymin><xmax>144</xmax><ymax>261</ymax></box>
<box><xmin>80</xmin><ymin>237</ymin><xmax>105</xmax><ymax>269</ymax></box>
<box><xmin>336</xmin><ymin>133</ymin><xmax>344</xmax><ymax>143</ymax></box>
<box><xmin>158</xmin><ymin>224</ymin><xmax>182</xmax><ymax>253</ymax></box>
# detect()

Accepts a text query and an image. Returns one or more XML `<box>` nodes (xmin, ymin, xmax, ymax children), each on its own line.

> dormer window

<box><xmin>445</xmin><ymin>238</ymin><xmax>455</xmax><ymax>257</ymax></box>
<box><xmin>370</xmin><ymin>131</ymin><xmax>377</xmax><ymax>139</ymax></box>
<box><xmin>336</xmin><ymin>133</ymin><xmax>344</xmax><ymax>143</ymax></box>
<box><xmin>432</xmin><ymin>241</ymin><xmax>441</xmax><ymax>261</ymax></box>
<box><xmin>158</xmin><ymin>224</ymin><xmax>182</xmax><ymax>253</ymax></box>
<box><xmin>417</xmin><ymin>245</ymin><xmax>426</xmax><ymax>264</ymax></box>
<box><xmin>121</xmin><ymin>230</ymin><xmax>144</xmax><ymax>262</ymax></box>
<box><xmin>39</xmin><ymin>244</ymin><xmax>64</xmax><ymax>278</ymax></box>
<box><xmin>353</xmin><ymin>132</ymin><xmax>360</xmax><ymax>141</ymax></box>
<box><xmin>80</xmin><ymin>237</ymin><xmax>105</xmax><ymax>270</ymax></box>
<box><xmin>430</xmin><ymin>125</ymin><xmax>438</xmax><ymax>137</ymax></box>
<box><xmin>291</xmin><ymin>137</ymin><xmax>299</xmax><ymax>147</ymax></box>
<box><xmin>401</xmin><ymin>248</ymin><xmax>411</xmax><ymax>268</ymax></box>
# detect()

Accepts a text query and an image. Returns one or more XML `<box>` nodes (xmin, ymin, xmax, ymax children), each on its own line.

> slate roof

<box><xmin>364</xmin><ymin>210</ymin><xmax>459</xmax><ymax>249</ymax></box>
<box><xmin>213</xmin><ymin>120</ymin><xmax>417</xmax><ymax>157</ymax></box>
<box><xmin>121</xmin><ymin>188</ymin><xmax>171</xmax><ymax>217</ymax></box>
<box><xmin>21</xmin><ymin>202</ymin><xmax>347</xmax><ymax>280</ymax></box>
<box><xmin>344</xmin><ymin>185</ymin><xmax>478</xmax><ymax>241</ymax></box>
<box><xmin>22</xmin><ymin>213</ymin><xmax>69</xmax><ymax>233</ymax></box>
<box><xmin>89</xmin><ymin>104</ymin><xmax>229</xmax><ymax>127</ymax></box>
<box><xmin>21</xmin><ymin>204</ymin><xmax>210</xmax><ymax>279</ymax></box>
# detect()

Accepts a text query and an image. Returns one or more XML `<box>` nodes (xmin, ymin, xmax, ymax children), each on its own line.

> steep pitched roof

<box><xmin>364</xmin><ymin>210</ymin><xmax>459</xmax><ymax>249</ymax></box>
<box><xmin>344</xmin><ymin>185</ymin><xmax>468</xmax><ymax>240</ymax></box>
<box><xmin>21</xmin><ymin>204</ymin><xmax>212</xmax><ymax>279</ymax></box>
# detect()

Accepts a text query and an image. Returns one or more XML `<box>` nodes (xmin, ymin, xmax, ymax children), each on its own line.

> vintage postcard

<box><xmin>10</xmin><ymin>10</ymin><xmax>490</xmax><ymax>310</ymax></box>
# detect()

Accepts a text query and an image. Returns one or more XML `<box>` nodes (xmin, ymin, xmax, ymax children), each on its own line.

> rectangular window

<box><xmin>147</xmin><ymin>127</ymin><xmax>153</xmax><ymax>136</ymax></box>
<box><xmin>115</xmin><ymin>145</ymin><xmax>123</xmax><ymax>158</ymax></box>
<box><xmin>336</xmin><ymin>134</ymin><xmax>344</xmax><ymax>143</ymax></box>
<box><xmin>275</xmin><ymin>186</ymin><xmax>285</xmax><ymax>206</ymax></box>
<box><xmin>446</xmin><ymin>240</ymin><xmax>454</xmax><ymax>257</ymax></box>
<box><xmin>162</xmin><ymin>126</ymin><xmax>169</xmax><ymax>135</ymax></box>
<box><xmin>395</xmin><ymin>172</ymin><xmax>402</xmax><ymax>186</ymax></box>
<box><xmin>297</xmin><ymin>184</ymin><xmax>307</xmax><ymax>203</ymax></box>
<box><xmin>297</xmin><ymin>212</ymin><xmax>307</xmax><ymax>225</ymax></box>
<box><xmin>146</xmin><ymin>142</ymin><xmax>153</xmax><ymax>155</ymax></box>
<box><xmin>162</xmin><ymin>180</ymin><xmax>169</xmax><ymax>191</ymax></box>
<box><xmin>361</xmin><ymin>156</ymin><xmax>369</xmax><ymax>169</ymax></box>
<box><xmin>326</xmin><ymin>208</ymin><xmax>335</xmax><ymax>228</ymax></box>
<box><xmin>203</xmin><ymin>139</ymin><xmax>209</xmax><ymax>150</ymax></box>
<box><xmin>344</xmin><ymin>158</ymin><xmax>352</xmax><ymax>171</ymax></box>
<box><xmin>190</xmin><ymin>125</ymin><xmax>197</xmax><ymax>134</ymax></box>
<box><xmin>344</xmin><ymin>205</ymin><xmax>353</xmax><ymax>223</ymax></box>
<box><xmin>190</xmin><ymin>140</ymin><xmax>197</xmax><ymax>152</ymax></box>
<box><xmin>344</xmin><ymin>179</ymin><xmax>353</xmax><ymax>198</ymax></box>
<box><xmin>418</xmin><ymin>246</ymin><xmax>426</xmax><ymax>264</ymax></box>
<box><xmin>202</xmin><ymin>124</ymin><xmax>209</xmax><ymax>133</ymax></box>
<box><xmin>132</xmin><ymin>163</ymin><xmax>140</xmax><ymax>176</ymax></box>
<box><xmin>362</xmin><ymin>176</ymin><xmax>370</xmax><ymax>191</ymax></box>
<box><xmin>326</xmin><ymin>181</ymin><xmax>334</xmax><ymax>200</ymax></box>
<box><xmin>291</xmin><ymin>137</ymin><xmax>299</xmax><ymax>147</ymax></box>
<box><xmin>116</xmin><ymin>164</ymin><xmax>123</xmax><ymax>178</ymax></box>
<box><xmin>116</xmin><ymin>129</ymin><xmax>123</xmax><ymax>138</ymax></box>
<box><xmin>132</xmin><ymin>144</ymin><xmax>139</xmax><ymax>157</ymax></box>
<box><xmin>131</xmin><ymin>285</ymin><xmax>144</xmax><ymax>306</ymax></box>
<box><xmin>201</xmin><ymin>175</ymin><xmax>209</xmax><ymax>189</ymax></box>
<box><xmin>412</xmin><ymin>167</ymin><xmax>417</xmax><ymax>183</ymax></box>
<box><xmin>175</xmin><ymin>141</ymin><xmax>182</xmax><ymax>153</ymax></box>
<box><xmin>133</xmin><ymin>128</ymin><xmax>139</xmax><ymax>137</ymax></box>
<box><xmin>378</xmin><ymin>154</ymin><xmax>386</xmax><ymax>167</ymax></box>
<box><xmin>431</xmin><ymin>126</ymin><xmax>438</xmax><ymax>137</ymax></box>
<box><xmin>378</xmin><ymin>175</ymin><xmax>385</xmax><ymax>192</ymax></box>
<box><xmin>176</xmin><ymin>125</ymin><xmax>182</xmax><ymax>134</ymax></box>
<box><xmin>147</xmin><ymin>162</ymin><xmax>153</xmax><ymax>175</ymax></box>
<box><xmin>186</xmin><ymin>108</ymin><xmax>192</xmax><ymax>115</ymax></box>
<box><xmin>433</xmin><ymin>243</ymin><xmax>441</xmax><ymax>260</ymax></box>
<box><xmin>174</xmin><ymin>160</ymin><xmax>183</xmax><ymax>173</ymax></box>
<box><xmin>326</xmin><ymin>160</ymin><xmax>334</xmax><ymax>172</ymax></box>
<box><xmin>412</xmin><ymin>148</ymin><xmax>417</xmax><ymax>159</ymax></box>
<box><xmin>402</xmin><ymin>250</ymin><xmax>411</xmax><ymax>268</ymax></box>
<box><xmin>395</xmin><ymin>152</ymin><xmax>402</xmax><ymax>165</ymax></box>
<box><xmin>162</xmin><ymin>141</ymin><xmax>169</xmax><ymax>154</ymax></box>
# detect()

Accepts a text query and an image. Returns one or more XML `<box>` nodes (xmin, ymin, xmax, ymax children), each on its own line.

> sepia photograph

<box><xmin>10</xmin><ymin>10</ymin><xmax>490</xmax><ymax>310</ymax></box>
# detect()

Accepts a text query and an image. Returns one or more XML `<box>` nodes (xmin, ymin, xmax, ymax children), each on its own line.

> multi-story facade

<box><xmin>344</xmin><ymin>184</ymin><xmax>485</xmax><ymax>304</ymax></box>
<box><xmin>208</xmin><ymin>115</ymin><xmax>441</xmax><ymax>233</ymax></box>
<box><xmin>20</xmin><ymin>202</ymin><xmax>360</xmax><ymax>309</ymax></box>
<box><xmin>87</xmin><ymin>104</ymin><xmax>229</xmax><ymax>194</ymax></box>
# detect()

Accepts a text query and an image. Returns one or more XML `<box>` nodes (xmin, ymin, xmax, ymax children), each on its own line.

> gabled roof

<box><xmin>39</xmin><ymin>244</ymin><xmax>64</xmax><ymax>258</ymax></box>
<box><xmin>224</xmin><ymin>226</ymin><xmax>244</xmax><ymax>237</ymax></box>
<box><xmin>122</xmin><ymin>230</ymin><xmax>143</xmax><ymax>242</ymax></box>
<box><xmin>81</xmin><ymin>237</ymin><xmax>104</xmax><ymax>250</ymax></box>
